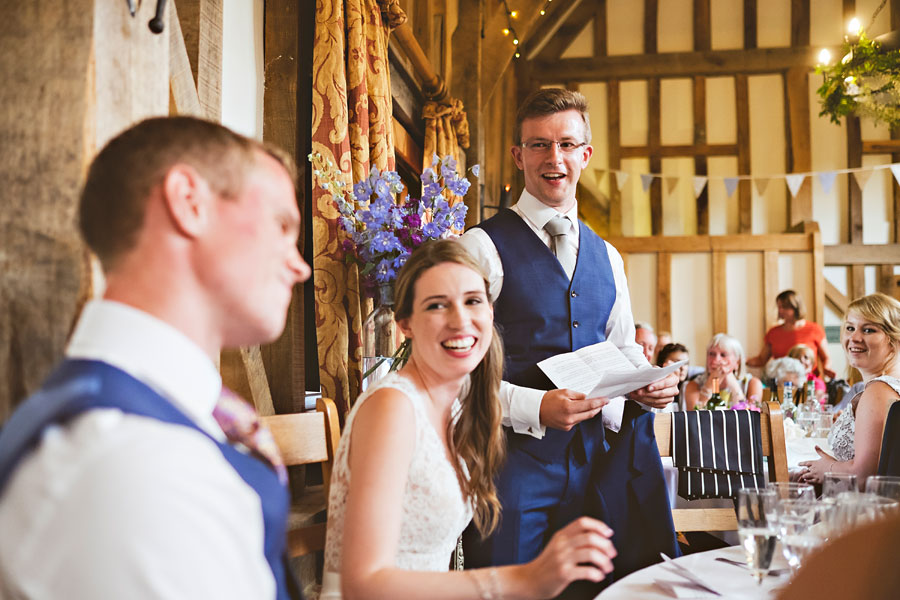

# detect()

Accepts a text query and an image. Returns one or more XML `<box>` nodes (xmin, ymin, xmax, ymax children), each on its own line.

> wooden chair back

<box><xmin>262</xmin><ymin>397</ymin><xmax>341</xmax><ymax>557</ymax></box>
<box><xmin>654</xmin><ymin>401</ymin><xmax>788</xmax><ymax>532</ymax></box>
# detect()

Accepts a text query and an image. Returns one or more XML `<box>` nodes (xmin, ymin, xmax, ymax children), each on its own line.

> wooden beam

<box><xmin>168</xmin><ymin>1</ymin><xmax>204</xmax><ymax>117</ymax></box>
<box><xmin>694</xmin><ymin>0</ymin><xmax>711</xmax><ymax>52</ymax></box>
<box><xmin>392</xmin><ymin>117</ymin><xmax>424</xmax><ymax>174</ymax></box>
<box><xmin>763</xmin><ymin>250</ymin><xmax>780</xmax><ymax>331</ymax></box>
<box><xmin>785</xmin><ymin>67</ymin><xmax>812</xmax><ymax>226</ymax></box>
<box><xmin>645</xmin><ymin>0</ymin><xmax>658</xmax><ymax>54</ymax></box>
<box><xmin>847</xmin><ymin>116</ymin><xmax>863</xmax><ymax>244</ymax></box>
<box><xmin>744</xmin><ymin>0</ymin><xmax>758</xmax><ymax>49</ymax></box>
<box><xmin>594</xmin><ymin>0</ymin><xmax>608</xmax><ymax>57</ymax></box>
<box><xmin>825</xmin><ymin>279</ymin><xmax>849</xmax><ymax>316</ymax></box>
<box><xmin>735</xmin><ymin>74</ymin><xmax>752</xmax><ymax>232</ymax></box>
<box><xmin>649</xmin><ymin>77</ymin><xmax>662</xmax><ymax>235</ymax></box>
<box><xmin>812</xmin><ymin>229</ymin><xmax>825</xmax><ymax>325</ymax></box>
<box><xmin>536</xmin><ymin>1</ymin><xmax>598</xmax><ymax>60</ymax></box>
<box><xmin>851</xmin><ymin>264</ymin><xmax>866</xmax><ymax>300</ymax></box>
<box><xmin>657</xmin><ymin>252</ymin><xmax>672</xmax><ymax>332</ymax></box>
<box><xmin>606</xmin><ymin>233</ymin><xmax>814</xmax><ymax>253</ymax></box>
<box><xmin>529</xmin><ymin>46</ymin><xmax>823</xmax><ymax>83</ymax></box>
<box><xmin>177</xmin><ymin>0</ymin><xmax>223</xmax><ymax>121</ymax></box>
<box><xmin>453</xmin><ymin>0</ymin><xmax>483</xmax><ymax>226</ymax></box>
<box><xmin>607</xmin><ymin>79</ymin><xmax>623</xmax><ymax>236</ymax></box>
<box><xmin>712</xmin><ymin>251</ymin><xmax>728</xmax><ymax>333</ymax></box>
<box><xmin>694</xmin><ymin>76</ymin><xmax>709</xmax><ymax>234</ymax></box>
<box><xmin>824</xmin><ymin>244</ymin><xmax>900</xmax><ymax>264</ymax></box>
<box><xmin>791</xmin><ymin>0</ymin><xmax>810</xmax><ymax>47</ymax></box>
<box><xmin>619</xmin><ymin>143</ymin><xmax>737</xmax><ymax>158</ymax></box>
<box><xmin>862</xmin><ymin>140</ymin><xmax>900</xmax><ymax>153</ymax></box>
<box><xmin>879</xmin><ymin>264</ymin><xmax>897</xmax><ymax>296</ymax></box>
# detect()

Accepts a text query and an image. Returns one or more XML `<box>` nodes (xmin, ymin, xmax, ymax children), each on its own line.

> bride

<box><xmin>321</xmin><ymin>240</ymin><xmax>616</xmax><ymax>600</ymax></box>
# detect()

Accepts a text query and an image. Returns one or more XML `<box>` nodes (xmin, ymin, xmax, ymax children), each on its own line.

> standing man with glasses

<box><xmin>459</xmin><ymin>89</ymin><xmax>679</xmax><ymax>597</ymax></box>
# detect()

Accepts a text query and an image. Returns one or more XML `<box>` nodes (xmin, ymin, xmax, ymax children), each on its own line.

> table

<box><xmin>596</xmin><ymin>545</ymin><xmax>790</xmax><ymax>599</ymax></box>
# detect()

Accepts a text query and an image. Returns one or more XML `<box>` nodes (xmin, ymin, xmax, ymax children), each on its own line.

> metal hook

<box><xmin>126</xmin><ymin>0</ymin><xmax>136</xmax><ymax>17</ymax></box>
<box><xmin>148</xmin><ymin>0</ymin><xmax>168</xmax><ymax>34</ymax></box>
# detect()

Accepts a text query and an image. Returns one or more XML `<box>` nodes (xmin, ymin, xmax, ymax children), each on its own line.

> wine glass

<box><xmin>823</xmin><ymin>472</ymin><xmax>857</xmax><ymax>500</ymax></box>
<box><xmin>775</xmin><ymin>498</ymin><xmax>821</xmax><ymax>574</ymax></box>
<box><xmin>736</xmin><ymin>488</ymin><xmax>779</xmax><ymax>584</ymax></box>
<box><xmin>865</xmin><ymin>475</ymin><xmax>900</xmax><ymax>502</ymax></box>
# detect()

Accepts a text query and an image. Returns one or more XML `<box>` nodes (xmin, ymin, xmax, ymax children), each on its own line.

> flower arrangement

<box><xmin>816</xmin><ymin>18</ymin><xmax>900</xmax><ymax>127</ymax></box>
<box><xmin>309</xmin><ymin>152</ymin><xmax>478</xmax><ymax>298</ymax></box>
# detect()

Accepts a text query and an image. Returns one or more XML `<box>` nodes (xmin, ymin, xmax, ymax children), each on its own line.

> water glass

<box><xmin>775</xmin><ymin>499</ymin><xmax>821</xmax><ymax>574</ymax></box>
<box><xmin>767</xmin><ymin>482</ymin><xmax>816</xmax><ymax>502</ymax></box>
<box><xmin>823</xmin><ymin>472</ymin><xmax>857</xmax><ymax>499</ymax></box>
<box><xmin>736</xmin><ymin>488</ymin><xmax>779</xmax><ymax>584</ymax></box>
<box><xmin>814</xmin><ymin>413</ymin><xmax>833</xmax><ymax>438</ymax></box>
<box><xmin>865</xmin><ymin>475</ymin><xmax>900</xmax><ymax>501</ymax></box>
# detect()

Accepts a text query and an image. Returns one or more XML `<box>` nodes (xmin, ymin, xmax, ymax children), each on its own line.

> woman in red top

<box><xmin>747</xmin><ymin>290</ymin><xmax>835</xmax><ymax>378</ymax></box>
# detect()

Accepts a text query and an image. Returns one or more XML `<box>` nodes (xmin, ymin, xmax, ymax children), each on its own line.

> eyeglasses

<box><xmin>520</xmin><ymin>139</ymin><xmax>587</xmax><ymax>154</ymax></box>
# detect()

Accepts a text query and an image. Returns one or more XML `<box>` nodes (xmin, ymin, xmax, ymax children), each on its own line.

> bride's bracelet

<box><xmin>469</xmin><ymin>567</ymin><xmax>501</xmax><ymax>600</ymax></box>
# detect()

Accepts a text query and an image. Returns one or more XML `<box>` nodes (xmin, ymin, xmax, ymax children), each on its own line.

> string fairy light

<box><xmin>500</xmin><ymin>0</ymin><xmax>554</xmax><ymax>59</ymax></box>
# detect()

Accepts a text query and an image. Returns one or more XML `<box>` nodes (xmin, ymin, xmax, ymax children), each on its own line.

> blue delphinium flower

<box><xmin>445</xmin><ymin>176</ymin><xmax>471</xmax><ymax>196</ymax></box>
<box><xmin>353</xmin><ymin>180</ymin><xmax>372</xmax><ymax>202</ymax></box>
<box><xmin>371</xmin><ymin>230</ymin><xmax>402</xmax><ymax>253</ymax></box>
<box><xmin>422</xmin><ymin>221</ymin><xmax>443</xmax><ymax>239</ymax></box>
<box><xmin>374</xmin><ymin>258</ymin><xmax>395</xmax><ymax>283</ymax></box>
<box><xmin>470</xmin><ymin>164</ymin><xmax>480</xmax><ymax>177</ymax></box>
<box><xmin>373</xmin><ymin>177</ymin><xmax>391</xmax><ymax>201</ymax></box>
<box><xmin>451</xmin><ymin>202</ymin><xmax>468</xmax><ymax>229</ymax></box>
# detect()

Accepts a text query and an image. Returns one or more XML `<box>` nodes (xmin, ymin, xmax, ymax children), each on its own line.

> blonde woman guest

<box><xmin>747</xmin><ymin>290</ymin><xmax>835</xmax><ymax>378</ymax></box>
<box><xmin>320</xmin><ymin>240</ymin><xmax>616</xmax><ymax>600</ymax></box>
<box><xmin>684</xmin><ymin>334</ymin><xmax>763</xmax><ymax>411</ymax></box>
<box><xmin>799</xmin><ymin>293</ymin><xmax>900</xmax><ymax>489</ymax></box>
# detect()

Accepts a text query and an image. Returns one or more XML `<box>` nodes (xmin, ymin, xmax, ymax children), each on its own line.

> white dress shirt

<box><xmin>458</xmin><ymin>190</ymin><xmax>648</xmax><ymax>437</ymax></box>
<box><xmin>0</xmin><ymin>300</ymin><xmax>276</xmax><ymax>600</ymax></box>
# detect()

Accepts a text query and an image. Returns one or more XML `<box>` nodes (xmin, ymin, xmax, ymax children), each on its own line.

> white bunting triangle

<box><xmin>754</xmin><ymin>177</ymin><xmax>770</xmax><ymax>196</ymax></box>
<box><xmin>614</xmin><ymin>170</ymin><xmax>629</xmax><ymax>191</ymax></box>
<box><xmin>853</xmin><ymin>169</ymin><xmax>873</xmax><ymax>191</ymax></box>
<box><xmin>640</xmin><ymin>173</ymin><xmax>654</xmax><ymax>192</ymax></box>
<box><xmin>818</xmin><ymin>171</ymin><xmax>837</xmax><ymax>194</ymax></box>
<box><xmin>665</xmin><ymin>177</ymin><xmax>679</xmax><ymax>194</ymax></box>
<box><xmin>692</xmin><ymin>176</ymin><xmax>707</xmax><ymax>198</ymax></box>
<box><xmin>724</xmin><ymin>177</ymin><xmax>739</xmax><ymax>198</ymax></box>
<box><xmin>891</xmin><ymin>164</ymin><xmax>900</xmax><ymax>186</ymax></box>
<box><xmin>785</xmin><ymin>174</ymin><xmax>805</xmax><ymax>198</ymax></box>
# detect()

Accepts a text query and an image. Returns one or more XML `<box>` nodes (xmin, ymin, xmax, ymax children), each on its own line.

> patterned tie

<box><xmin>543</xmin><ymin>214</ymin><xmax>577</xmax><ymax>279</ymax></box>
<box><xmin>212</xmin><ymin>387</ymin><xmax>287</xmax><ymax>485</ymax></box>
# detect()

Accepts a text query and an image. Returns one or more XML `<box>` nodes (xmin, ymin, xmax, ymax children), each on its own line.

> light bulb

<box><xmin>514</xmin><ymin>52</ymin><xmax>521</xmax><ymax>58</ymax></box>
<box><xmin>513</xmin><ymin>38</ymin><xmax>519</xmax><ymax>45</ymax></box>
<box><xmin>818</xmin><ymin>48</ymin><xmax>831</xmax><ymax>65</ymax></box>
<box><xmin>540</xmin><ymin>9</ymin><xmax>545</xmax><ymax>15</ymax></box>
<box><xmin>848</xmin><ymin>17</ymin><xmax>861</xmax><ymax>35</ymax></box>
<box><xmin>510</xmin><ymin>10</ymin><xmax>518</xmax><ymax>19</ymax></box>
<box><xmin>502</xmin><ymin>28</ymin><xmax>509</xmax><ymax>36</ymax></box>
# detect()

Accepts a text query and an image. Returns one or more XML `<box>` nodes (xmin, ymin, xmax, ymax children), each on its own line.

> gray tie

<box><xmin>543</xmin><ymin>214</ymin><xmax>576</xmax><ymax>279</ymax></box>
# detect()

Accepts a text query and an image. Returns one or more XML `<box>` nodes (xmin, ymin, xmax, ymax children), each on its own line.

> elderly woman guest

<box><xmin>320</xmin><ymin>240</ymin><xmax>616</xmax><ymax>600</ymax></box>
<box><xmin>684</xmin><ymin>333</ymin><xmax>763</xmax><ymax>411</ymax></box>
<box><xmin>747</xmin><ymin>289</ymin><xmax>835</xmax><ymax>378</ymax></box>
<box><xmin>765</xmin><ymin>356</ymin><xmax>808</xmax><ymax>393</ymax></box>
<box><xmin>799</xmin><ymin>293</ymin><xmax>900</xmax><ymax>489</ymax></box>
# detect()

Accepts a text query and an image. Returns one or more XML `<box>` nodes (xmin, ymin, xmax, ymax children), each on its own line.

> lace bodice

<box><xmin>827</xmin><ymin>375</ymin><xmax>900</xmax><ymax>461</ymax></box>
<box><xmin>323</xmin><ymin>372</ymin><xmax>473</xmax><ymax>581</ymax></box>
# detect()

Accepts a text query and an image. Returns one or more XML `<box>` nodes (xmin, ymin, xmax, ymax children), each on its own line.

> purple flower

<box><xmin>423</xmin><ymin>222</ymin><xmax>443</xmax><ymax>239</ymax></box>
<box><xmin>374</xmin><ymin>258</ymin><xmax>395</xmax><ymax>283</ymax></box>
<box><xmin>410</xmin><ymin>230</ymin><xmax>424</xmax><ymax>246</ymax></box>
<box><xmin>423</xmin><ymin>181</ymin><xmax>442</xmax><ymax>199</ymax></box>
<box><xmin>392</xmin><ymin>253</ymin><xmax>409</xmax><ymax>270</ymax></box>
<box><xmin>353</xmin><ymin>180</ymin><xmax>371</xmax><ymax>201</ymax></box>
<box><xmin>371</xmin><ymin>230</ymin><xmax>403</xmax><ymax>253</ymax></box>
<box><xmin>339</xmin><ymin>216</ymin><xmax>355</xmax><ymax>232</ymax></box>
<box><xmin>470</xmin><ymin>164</ymin><xmax>480</xmax><ymax>177</ymax></box>
<box><xmin>373</xmin><ymin>178</ymin><xmax>391</xmax><ymax>200</ymax></box>
<box><xmin>451</xmin><ymin>202</ymin><xmax>468</xmax><ymax>229</ymax></box>
<box><xmin>368</xmin><ymin>197</ymin><xmax>392</xmax><ymax>222</ymax></box>
<box><xmin>404</xmin><ymin>212</ymin><xmax>421</xmax><ymax>228</ymax></box>
<box><xmin>445</xmin><ymin>176</ymin><xmax>471</xmax><ymax>196</ymax></box>
<box><xmin>341</xmin><ymin>238</ymin><xmax>355</xmax><ymax>255</ymax></box>
<box><xmin>420</xmin><ymin>168</ymin><xmax>437</xmax><ymax>185</ymax></box>
<box><xmin>433</xmin><ymin>198</ymin><xmax>450</xmax><ymax>214</ymax></box>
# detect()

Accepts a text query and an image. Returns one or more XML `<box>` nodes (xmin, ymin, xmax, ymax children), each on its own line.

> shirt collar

<box><xmin>514</xmin><ymin>188</ymin><xmax>579</xmax><ymax>233</ymax></box>
<box><xmin>66</xmin><ymin>300</ymin><xmax>222</xmax><ymax>428</ymax></box>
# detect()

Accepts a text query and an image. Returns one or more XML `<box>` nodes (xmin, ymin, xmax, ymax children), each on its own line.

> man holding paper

<box><xmin>459</xmin><ymin>88</ymin><xmax>679</xmax><ymax>596</ymax></box>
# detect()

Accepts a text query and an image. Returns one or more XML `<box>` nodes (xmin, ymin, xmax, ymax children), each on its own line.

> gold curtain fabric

<box><xmin>422</xmin><ymin>97</ymin><xmax>470</xmax><ymax>168</ymax></box>
<box><xmin>311</xmin><ymin>0</ymin><xmax>401</xmax><ymax>415</ymax></box>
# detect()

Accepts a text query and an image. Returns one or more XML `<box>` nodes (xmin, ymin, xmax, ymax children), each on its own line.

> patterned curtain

<box><xmin>423</xmin><ymin>97</ymin><xmax>470</xmax><ymax>171</ymax></box>
<box><xmin>311</xmin><ymin>0</ymin><xmax>404</xmax><ymax>416</ymax></box>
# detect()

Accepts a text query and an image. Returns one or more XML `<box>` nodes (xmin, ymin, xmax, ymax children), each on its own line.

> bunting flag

<box><xmin>692</xmin><ymin>176</ymin><xmax>707</xmax><ymax>198</ymax></box>
<box><xmin>724</xmin><ymin>177</ymin><xmax>739</xmax><ymax>198</ymax></box>
<box><xmin>593</xmin><ymin>168</ymin><xmax>607</xmax><ymax>186</ymax></box>
<box><xmin>853</xmin><ymin>169</ymin><xmax>873</xmax><ymax>191</ymax></box>
<box><xmin>640</xmin><ymin>173</ymin><xmax>654</xmax><ymax>192</ymax></box>
<box><xmin>785</xmin><ymin>174</ymin><xmax>805</xmax><ymax>198</ymax></box>
<box><xmin>818</xmin><ymin>171</ymin><xmax>837</xmax><ymax>194</ymax></box>
<box><xmin>614</xmin><ymin>170</ymin><xmax>629</xmax><ymax>191</ymax></box>
<box><xmin>754</xmin><ymin>177</ymin><xmax>770</xmax><ymax>196</ymax></box>
<box><xmin>665</xmin><ymin>176</ymin><xmax>679</xmax><ymax>194</ymax></box>
<box><xmin>891</xmin><ymin>164</ymin><xmax>900</xmax><ymax>186</ymax></box>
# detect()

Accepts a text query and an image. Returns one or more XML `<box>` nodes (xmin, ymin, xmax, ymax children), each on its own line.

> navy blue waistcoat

<box><xmin>477</xmin><ymin>209</ymin><xmax>616</xmax><ymax>460</ymax></box>
<box><xmin>0</xmin><ymin>359</ymin><xmax>301</xmax><ymax>600</ymax></box>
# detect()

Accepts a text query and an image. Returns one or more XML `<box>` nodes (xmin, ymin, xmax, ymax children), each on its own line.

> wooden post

<box><xmin>735</xmin><ymin>74</ymin><xmax>752</xmax><ymax>233</ymax></box>
<box><xmin>607</xmin><ymin>79</ymin><xmax>623</xmax><ymax>237</ymax></box>
<box><xmin>785</xmin><ymin>67</ymin><xmax>812</xmax><ymax>226</ymax></box>
<box><xmin>453</xmin><ymin>0</ymin><xmax>484</xmax><ymax>227</ymax></box>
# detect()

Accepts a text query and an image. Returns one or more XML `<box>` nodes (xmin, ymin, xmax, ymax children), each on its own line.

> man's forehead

<box><xmin>520</xmin><ymin>110</ymin><xmax>585</xmax><ymax>135</ymax></box>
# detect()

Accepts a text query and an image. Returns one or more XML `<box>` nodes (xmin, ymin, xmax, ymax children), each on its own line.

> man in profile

<box><xmin>635</xmin><ymin>322</ymin><xmax>658</xmax><ymax>363</ymax></box>
<box><xmin>0</xmin><ymin>117</ymin><xmax>310</xmax><ymax>599</ymax></box>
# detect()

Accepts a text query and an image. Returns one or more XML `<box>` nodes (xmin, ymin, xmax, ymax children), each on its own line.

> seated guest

<box><xmin>799</xmin><ymin>293</ymin><xmax>900</xmax><ymax>489</ymax></box>
<box><xmin>320</xmin><ymin>240</ymin><xmax>616</xmax><ymax>600</ymax></box>
<box><xmin>654</xmin><ymin>331</ymin><xmax>673</xmax><ymax>363</ymax></box>
<box><xmin>747</xmin><ymin>289</ymin><xmax>835</xmax><ymax>378</ymax></box>
<box><xmin>635</xmin><ymin>322</ymin><xmax>657</xmax><ymax>363</ymax></box>
<box><xmin>684</xmin><ymin>333</ymin><xmax>763</xmax><ymax>410</ymax></box>
<box><xmin>0</xmin><ymin>117</ymin><xmax>310</xmax><ymax>598</ymax></box>
<box><xmin>656</xmin><ymin>343</ymin><xmax>690</xmax><ymax>411</ymax></box>
<box><xmin>787</xmin><ymin>344</ymin><xmax>827</xmax><ymax>404</ymax></box>
<box><xmin>765</xmin><ymin>356</ymin><xmax>808</xmax><ymax>395</ymax></box>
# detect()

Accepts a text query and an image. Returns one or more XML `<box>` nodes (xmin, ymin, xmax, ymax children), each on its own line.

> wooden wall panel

<box><xmin>735</xmin><ymin>74</ymin><xmax>751</xmax><ymax>232</ymax></box>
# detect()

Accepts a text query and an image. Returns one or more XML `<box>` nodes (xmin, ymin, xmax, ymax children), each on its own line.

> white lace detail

<box><xmin>323</xmin><ymin>372</ymin><xmax>473</xmax><ymax>579</ymax></box>
<box><xmin>828</xmin><ymin>375</ymin><xmax>900</xmax><ymax>462</ymax></box>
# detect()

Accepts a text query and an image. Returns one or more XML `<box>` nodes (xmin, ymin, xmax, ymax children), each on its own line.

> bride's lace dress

<box><xmin>828</xmin><ymin>375</ymin><xmax>900</xmax><ymax>461</ymax></box>
<box><xmin>320</xmin><ymin>372</ymin><xmax>472</xmax><ymax>598</ymax></box>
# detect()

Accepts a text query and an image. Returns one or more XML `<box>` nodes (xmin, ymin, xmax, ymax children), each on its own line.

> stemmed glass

<box><xmin>865</xmin><ymin>475</ymin><xmax>900</xmax><ymax>501</ymax></box>
<box><xmin>823</xmin><ymin>473</ymin><xmax>857</xmax><ymax>500</ymax></box>
<box><xmin>775</xmin><ymin>498</ymin><xmax>821</xmax><ymax>574</ymax></box>
<box><xmin>736</xmin><ymin>488</ymin><xmax>779</xmax><ymax>584</ymax></box>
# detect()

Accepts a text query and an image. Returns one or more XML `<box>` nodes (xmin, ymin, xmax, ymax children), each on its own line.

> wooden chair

<box><xmin>262</xmin><ymin>397</ymin><xmax>341</xmax><ymax>558</ymax></box>
<box><xmin>654</xmin><ymin>401</ymin><xmax>788</xmax><ymax>532</ymax></box>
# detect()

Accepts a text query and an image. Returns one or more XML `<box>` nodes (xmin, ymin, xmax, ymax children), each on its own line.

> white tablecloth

<box><xmin>596</xmin><ymin>545</ymin><xmax>790</xmax><ymax>599</ymax></box>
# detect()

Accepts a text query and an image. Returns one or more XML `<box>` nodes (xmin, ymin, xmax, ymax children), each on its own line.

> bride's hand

<box><xmin>526</xmin><ymin>517</ymin><xmax>616</xmax><ymax>598</ymax></box>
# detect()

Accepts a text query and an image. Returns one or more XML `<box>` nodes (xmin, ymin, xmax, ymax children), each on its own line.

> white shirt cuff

<box><xmin>602</xmin><ymin>396</ymin><xmax>627</xmax><ymax>433</ymax></box>
<box><xmin>509</xmin><ymin>386</ymin><xmax>546</xmax><ymax>439</ymax></box>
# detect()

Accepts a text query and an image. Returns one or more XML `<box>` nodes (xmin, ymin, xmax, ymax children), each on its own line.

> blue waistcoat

<box><xmin>477</xmin><ymin>208</ymin><xmax>616</xmax><ymax>460</ymax></box>
<box><xmin>0</xmin><ymin>359</ymin><xmax>301</xmax><ymax>600</ymax></box>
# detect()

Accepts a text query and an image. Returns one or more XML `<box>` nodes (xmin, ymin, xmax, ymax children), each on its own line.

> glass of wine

<box><xmin>736</xmin><ymin>488</ymin><xmax>779</xmax><ymax>584</ymax></box>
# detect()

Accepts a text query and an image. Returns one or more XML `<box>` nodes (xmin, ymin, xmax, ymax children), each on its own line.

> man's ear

<box><xmin>162</xmin><ymin>164</ymin><xmax>211</xmax><ymax>238</ymax></box>
<box><xmin>580</xmin><ymin>144</ymin><xmax>594</xmax><ymax>167</ymax></box>
<box><xmin>511</xmin><ymin>145</ymin><xmax>525</xmax><ymax>170</ymax></box>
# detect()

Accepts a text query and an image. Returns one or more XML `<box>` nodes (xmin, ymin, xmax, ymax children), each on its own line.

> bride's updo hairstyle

<box><xmin>393</xmin><ymin>239</ymin><xmax>505</xmax><ymax>536</ymax></box>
